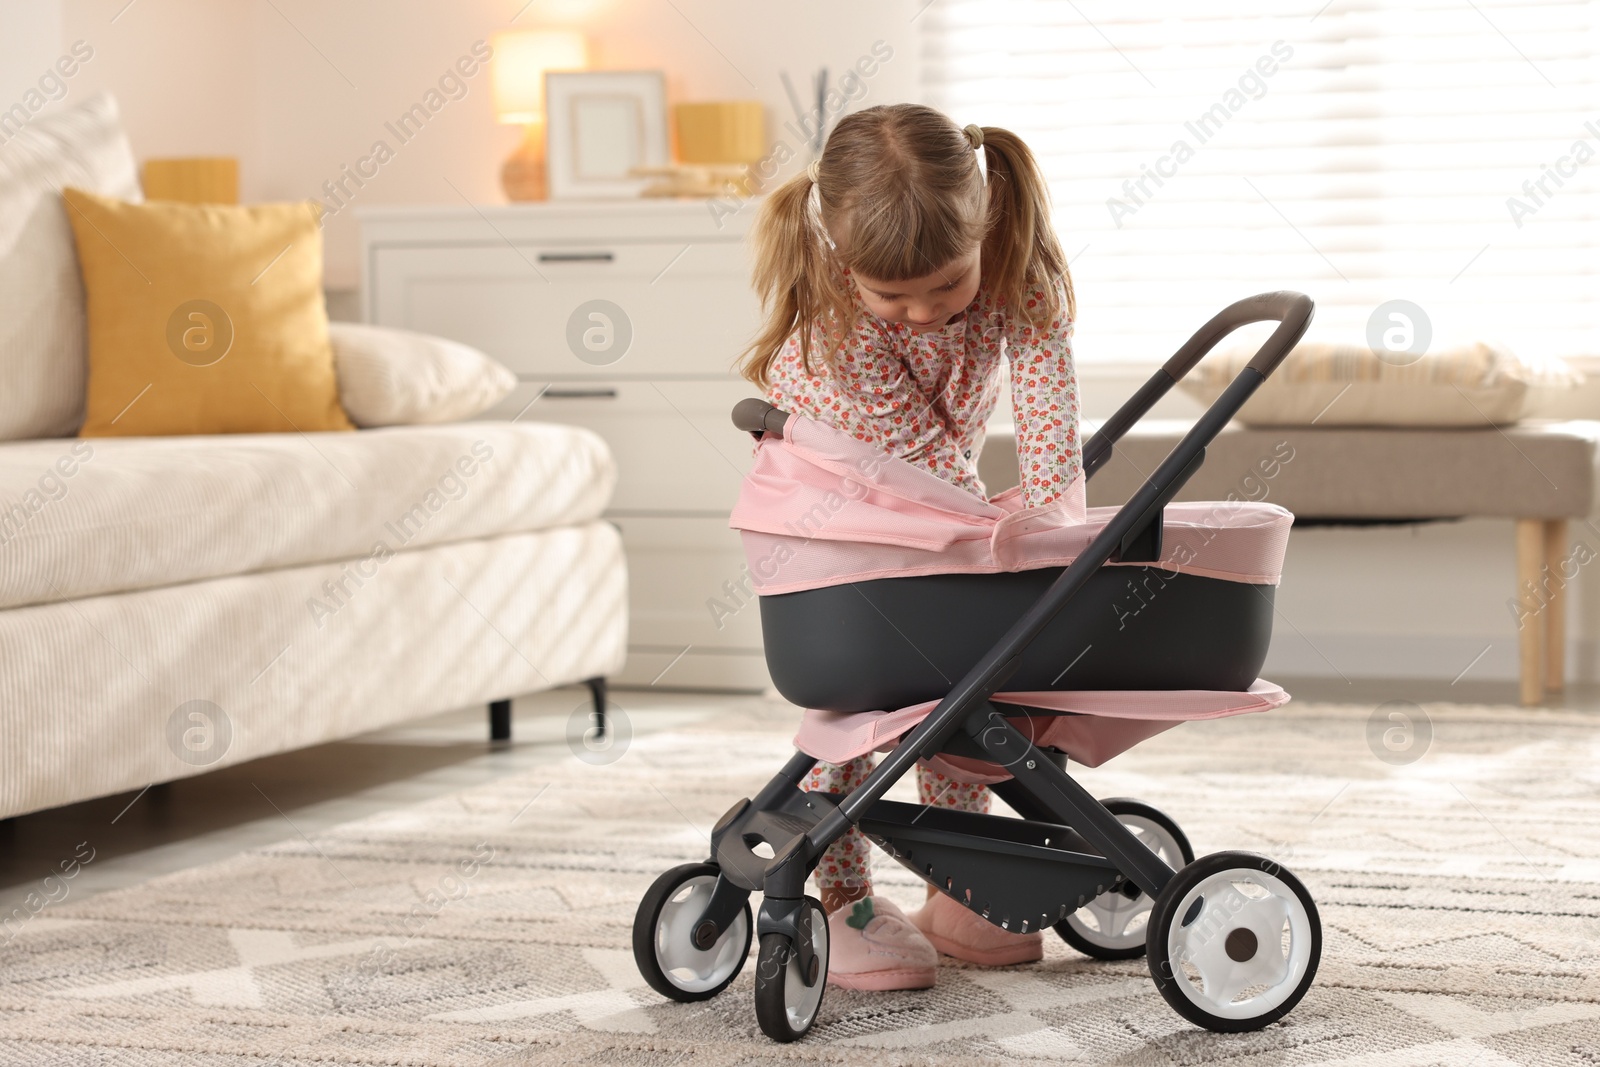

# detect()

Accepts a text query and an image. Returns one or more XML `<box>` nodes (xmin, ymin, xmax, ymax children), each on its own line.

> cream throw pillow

<box><xmin>329</xmin><ymin>322</ymin><xmax>516</xmax><ymax>426</ymax></box>
<box><xmin>0</xmin><ymin>92</ymin><xmax>140</xmax><ymax>440</ymax></box>
<box><xmin>1180</xmin><ymin>340</ymin><xmax>1581</xmax><ymax>428</ymax></box>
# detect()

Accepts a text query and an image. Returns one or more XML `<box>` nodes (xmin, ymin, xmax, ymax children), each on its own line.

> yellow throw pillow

<box><xmin>62</xmin><ymin>188</ymin><xmax>354</xmax><ymax>437</ymax></box>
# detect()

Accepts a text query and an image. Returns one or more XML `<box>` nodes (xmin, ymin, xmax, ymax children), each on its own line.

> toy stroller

<box><xmin>633</xmin><ymin>292</ymin><xmax>1321</xmax><ymax>1042</ymax></box>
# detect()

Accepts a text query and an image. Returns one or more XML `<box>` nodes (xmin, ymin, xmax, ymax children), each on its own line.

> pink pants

<box><xmin>801</xmin><ymin>756</ymin><xmax>989</xmax><ymax>892</ymax></box>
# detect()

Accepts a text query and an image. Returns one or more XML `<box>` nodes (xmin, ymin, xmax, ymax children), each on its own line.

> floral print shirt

<box><xmin>765</xmin><ymin>280</ymin><xmax>1081</xmax><ymax>509</ymax></box>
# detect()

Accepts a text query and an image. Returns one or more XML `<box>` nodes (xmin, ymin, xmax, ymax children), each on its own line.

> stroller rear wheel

<box><xmin>753</xmin><ymin>897</ymin><xmax>829</xmax><ymax>1042</ymax></box>
<box><xmin>1146</xmin><ymin>851</ymin><xmax>1321</xmax><ymax>1032</ymax></box>
<box><xmin>632</xmin><ymin>863</ymin><xmax>752</xmax><ymax>1003</ymax></box>
<box><xmin>1057</xmin><ymin>799</ymin><xmax>1194</xmax><ymax>960</ymax></box>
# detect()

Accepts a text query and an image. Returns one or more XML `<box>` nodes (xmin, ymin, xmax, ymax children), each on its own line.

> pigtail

<box><xmin>978</xmin><ymin>126</ymin><xmax>1074</xmax><ymax>328</ymax></box>
<box><xmin>740</xmin><ymin>171</ymin><xmax>852</xmax><ymax>388</ymax></box>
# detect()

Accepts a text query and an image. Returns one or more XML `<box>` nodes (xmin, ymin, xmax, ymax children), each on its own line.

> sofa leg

<box><xmin>489</xmin><ymin>699</ymin><xmax>512</xmax><ymax>742</ymax></box>
<box><xmin>585</xmin><ymin>677</ymin><xmax>607</xmax><ymax>739</ymax></box>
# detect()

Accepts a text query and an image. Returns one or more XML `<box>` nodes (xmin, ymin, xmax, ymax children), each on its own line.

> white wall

<box><xmin>48</xmin><ymin>0</ymin><xmax>923</xmax><ymax>287</ymax></box>
<box><xmin>0</xmin><ymin>2</ymin><xmax>63</xmax><ymax>105</ymax></box>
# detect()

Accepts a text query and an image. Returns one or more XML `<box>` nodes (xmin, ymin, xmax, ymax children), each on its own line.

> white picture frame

<box><xmin>545</xmin><ymin>70</ymin><xmax>668</xmax><ymax>199</ymax></box>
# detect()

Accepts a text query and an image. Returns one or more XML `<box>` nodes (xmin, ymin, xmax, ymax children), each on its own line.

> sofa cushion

<box><xmin>63</xmin><ymin>188</ymin><xmax>355</xmax><ymax>437</ymax></box>
<box><xmin>330</xmin><ymin>322</ymin><xmax>517</xmax><ymax>427</ymax></box>
<box><xmin>0</xmin><ymin>92</ymin><xmax>140</xmax><ymax>441</ymax></box>
<box><xmin>0</xmin><ymin>421</ymin><xmax>614</xmax><ymax>610</ymax></box>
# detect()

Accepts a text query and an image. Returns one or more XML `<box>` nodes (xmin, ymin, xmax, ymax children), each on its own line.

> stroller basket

<box><xmin>633</xmin><ymin>292</ymin><xmax>1324</xmax><ymax>1044</ymax></box>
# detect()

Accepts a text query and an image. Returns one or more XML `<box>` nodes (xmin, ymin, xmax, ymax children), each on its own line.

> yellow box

<box><xmin>141</xmin><ymin>157</ymin><xmax>240</xmax><ymax>205</ymax></box>
<box><xmin>674</xmin><ymin>102</ymin><xmax>765</xmax><ymax>165</ymax></box>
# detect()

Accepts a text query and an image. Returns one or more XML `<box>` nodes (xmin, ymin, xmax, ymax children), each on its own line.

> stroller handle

<box><xmin>1083</xmin><ymin>290</ymin><xmax>1312</xmax><ymax>477</ymax></box>
<box><xmin>732</xmin><ymin>397</ymin><xmax>792</xmax><ymax>439</ymax></box>
<box><xmin>1166</xmin><ymin>290</ymin><xmax>1313</xmax><ymax>380</ymax></box>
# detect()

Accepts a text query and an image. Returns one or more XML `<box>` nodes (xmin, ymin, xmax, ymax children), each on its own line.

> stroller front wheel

<box><xmin>1146</xmin><ymin>851</ymin><xmax>1321</xmax><ymax>1032</ymax></box>
<box><xmin>632</xmin><ymin>863</ymin><xmax>753</xmax><ymax>1003</ymax></box>
<box><xmin>1057</xmin><ymin>798</ymin><xmax>1194</xmax><ymax>960</ymax></box>
<box><xmin>753</xmin><ymin>897</ymin><xmax>829</xmax><ymax>1042</ymax></box>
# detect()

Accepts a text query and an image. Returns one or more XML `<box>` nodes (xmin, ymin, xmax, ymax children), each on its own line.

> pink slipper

<box><xmin>825</xmin><ymin>896</ymin><xmax>938</xmax><ymax>991</ymax></box>
<box><xmin>907</xmin><ymin>891</ymin><xmax>1045</xmax><ymax>966</ymax></box>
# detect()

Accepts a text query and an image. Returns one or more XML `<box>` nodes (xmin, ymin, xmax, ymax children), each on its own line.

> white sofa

<box><xmin>0</xmin><ymin>94</ymin><xmax>626</xmax><ymax>820</ymax></box>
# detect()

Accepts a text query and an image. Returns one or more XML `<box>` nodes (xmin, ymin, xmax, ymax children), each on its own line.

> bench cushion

<box><xmin>0</xmin><ymin>421</ymin><xmax>613</xmax><ymax>610</ymax></box>
<box><xmin>980</xmin><ymin>419</ymin><xmax>1600</xmax><ymax>520</ymax></box>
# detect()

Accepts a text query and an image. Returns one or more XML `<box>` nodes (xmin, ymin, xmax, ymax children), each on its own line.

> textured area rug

<box><xmin>1</xmin><ymin>697</ymin><xmax>1598</xmax><ymax>1065</ymax></box>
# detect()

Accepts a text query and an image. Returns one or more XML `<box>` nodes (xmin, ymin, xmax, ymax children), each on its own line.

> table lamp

<box><xmin>492</xmin><ymin>29</ymin><xmax>588</xmax><ymax>201</ymax></box>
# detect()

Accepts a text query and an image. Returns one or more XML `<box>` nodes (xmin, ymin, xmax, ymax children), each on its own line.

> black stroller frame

<box><xmin>633</xmin><ymin>292</ymin><xmax>1322</xmax><ymax>1042</ymax></box>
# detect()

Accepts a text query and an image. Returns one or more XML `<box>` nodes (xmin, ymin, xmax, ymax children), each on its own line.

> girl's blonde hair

<box><xmin>741</xmin><ymin>103</ymin><xmax>1073</xmax><ymax>388</ymax></box>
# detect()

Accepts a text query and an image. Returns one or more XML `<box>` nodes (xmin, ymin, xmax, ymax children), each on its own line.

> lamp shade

<box><xmin>491</xmin><ymin>30</ymin><xmax>588</xmax><ymax>124</ymax></box>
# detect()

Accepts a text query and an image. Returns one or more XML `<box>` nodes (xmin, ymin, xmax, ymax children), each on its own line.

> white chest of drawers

<box><xmin>358</xmin><ymin>201</ymin><xmax>771</xmax><ymax>690</ymax></box>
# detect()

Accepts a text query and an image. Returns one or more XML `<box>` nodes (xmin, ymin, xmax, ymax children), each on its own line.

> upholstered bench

<box><xmin>981</xmin><ymin>419</ymin><xmax>1600</xmax><ymax>704</ymax></box>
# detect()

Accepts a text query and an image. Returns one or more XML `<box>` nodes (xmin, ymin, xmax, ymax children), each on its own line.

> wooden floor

<box><xmin>2</xmin><ymin>675</ymin><xmax>1592</xmax><ymax>917</ymax></box>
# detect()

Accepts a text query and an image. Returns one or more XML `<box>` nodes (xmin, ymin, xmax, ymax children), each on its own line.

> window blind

<box><xmin>922</xmin><ymin>0</ymin><xmax>1600</xmax><ymax>364</ymax></box>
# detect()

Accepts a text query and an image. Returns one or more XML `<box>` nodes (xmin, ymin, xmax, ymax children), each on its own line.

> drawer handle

<box><xmin>537</xmin><ymin>251</ymin><xmax>615</xmax><ymax>263</ymax></box>
<box><xmin>544</xmin><ymin>387</ymin><xmax>619</xmax><ymax>399</ymax></box>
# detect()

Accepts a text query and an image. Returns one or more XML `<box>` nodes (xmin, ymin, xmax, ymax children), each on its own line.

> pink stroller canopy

<box><xmin>729</xmin><ymin>414</ymin><xmax>1292</xmax><ymax>596</ymax></box>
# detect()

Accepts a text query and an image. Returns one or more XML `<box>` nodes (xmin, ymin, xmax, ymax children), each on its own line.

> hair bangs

<box><xmin>832</xmin><ymin>171</ymin><xmax>985</xmax><ymax>281</ymax></box>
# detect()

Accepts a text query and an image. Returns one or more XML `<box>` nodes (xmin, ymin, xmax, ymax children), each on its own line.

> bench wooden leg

<box><xmin>1515</xmin><ymin>519</ymin><xmax>1545</xmax><ymax>706</ymax></box>
<box><xmin>1544</xmin><ymin>518</ymin><xmax>1567</xmax><ymax>693</ymax></box>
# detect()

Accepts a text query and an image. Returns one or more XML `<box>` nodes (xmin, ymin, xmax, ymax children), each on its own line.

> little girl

<box><xmin>741</xmin><ymin>104</ymin><xmax>1081</xmax><ymax>990</ymax></box>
